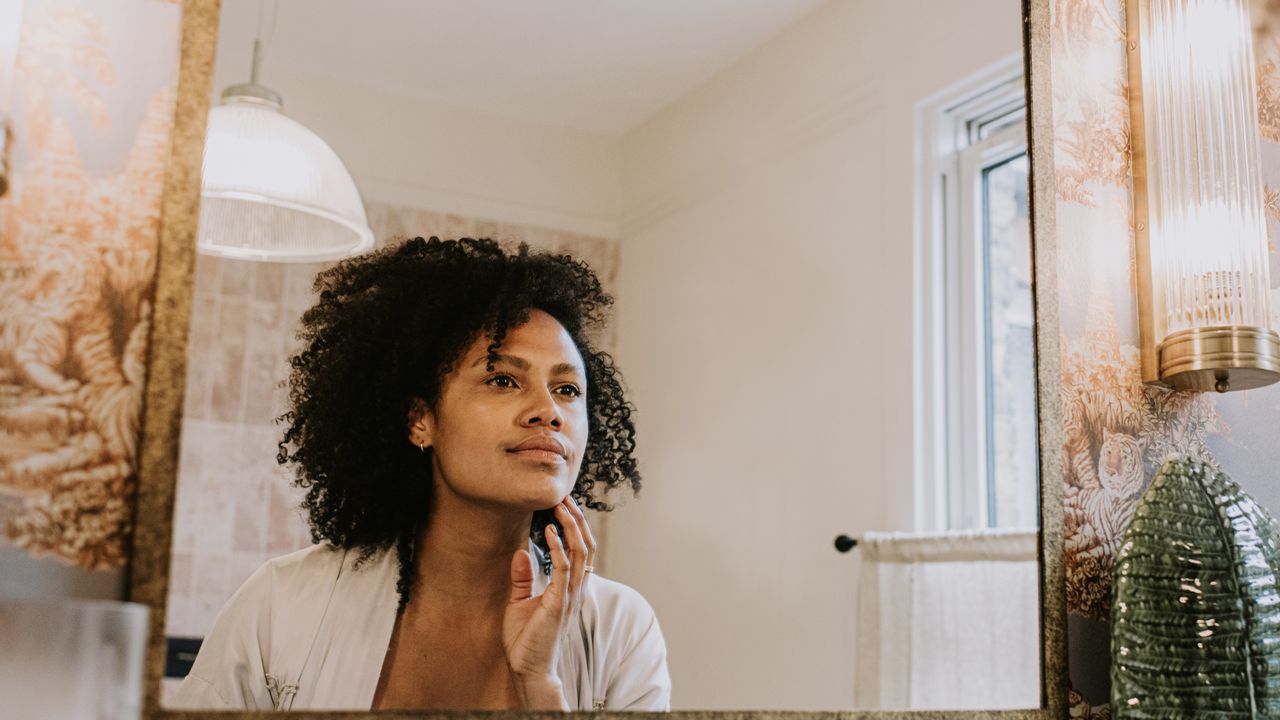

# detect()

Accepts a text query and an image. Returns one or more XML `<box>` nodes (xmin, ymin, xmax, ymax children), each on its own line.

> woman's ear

<box><xmin>407</xmin><ymin>396</ymin><xmax>434</xmax><ymax>450</ymax></box>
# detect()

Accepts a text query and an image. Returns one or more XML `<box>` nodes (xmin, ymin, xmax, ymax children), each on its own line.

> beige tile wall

<box><xmin>165</xmin><ymin>201</ymin><xmax>619</xmax><ymax>639</ymax></box>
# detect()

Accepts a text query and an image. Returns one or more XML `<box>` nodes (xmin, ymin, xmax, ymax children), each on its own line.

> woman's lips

<box><xmin>509</xmin><ymin>448</ymin><xmax>566</xmax><ymax>463</ymax></box>
<box><xmin>507</xmin><ymin>436</ymin><xmax>568</xmax><ymax>463</ymax></box>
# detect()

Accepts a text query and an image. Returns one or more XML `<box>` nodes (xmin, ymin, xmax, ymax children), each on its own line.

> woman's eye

<box><xmin>555</xmin><ymin>384</ymin><xmax>583</xmax><ymax>398</ymax></box>
<box><xmin>486</xmin><ymin>374</ymin><xmax>518</xmax><ymax>389</ymax></box>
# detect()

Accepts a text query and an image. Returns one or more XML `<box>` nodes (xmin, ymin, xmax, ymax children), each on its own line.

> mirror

<box><xmin>156</xmin><ymin>0</ymin><xmax>1043</xmax><ymax>712</ymax></box>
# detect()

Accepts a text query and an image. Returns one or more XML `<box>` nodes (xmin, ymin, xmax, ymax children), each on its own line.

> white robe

<box><xmin>170</xmin><ymin>543</ymin><xmax>671</xmax><ymax>711</ymax></box>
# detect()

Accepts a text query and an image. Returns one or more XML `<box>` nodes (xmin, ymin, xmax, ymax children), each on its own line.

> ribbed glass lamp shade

<box><xmin>197</xmin><ymin>90</ymin><xmax>374</xmax><ymax>262</ymax></box>
<box><xmin>1141</xmin><ymin>0</ymin><xmax>1271</xmax><ymax>334</ymax></box>
<box><xmin>1127</xmin><ymin>0</ymin><xmax>1280</xmax><ymax>392</ymax></box>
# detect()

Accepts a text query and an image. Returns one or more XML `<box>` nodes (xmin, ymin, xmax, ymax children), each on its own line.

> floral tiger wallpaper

<box><xmin>0</xmin><ymin>0</ymin><xmax>181</xmax><ymax>574</ymax></box>
<box><xmin>1051</xmin><ymin>0</ymin><xmax>1280</xmax><ymax>714</ymax></box>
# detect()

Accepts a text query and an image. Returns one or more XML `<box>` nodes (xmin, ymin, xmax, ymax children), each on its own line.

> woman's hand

<box><xmin>503</xmin><ymin>496</ymin><xmax>596</xmax><ymax>709</ymax></box>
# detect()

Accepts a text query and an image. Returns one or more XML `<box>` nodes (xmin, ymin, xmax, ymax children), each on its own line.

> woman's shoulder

<box><xmin>172</xmin><ymin>544</ymin><xmax>352</xmax><ymax>709</ymax></box>
<box><xmin>261</xmin><ymin>542</ymin><xmax>349</xmax><ymax>579</ymax></box>
<box><xmin>584</xmin><ymin>573</ymin><xmax>655</xmax><ymax>612</ymax></box>
<box><xmin>579</xmin><ymin>572</ymin><xmax>662</xmax><ymax>640</ymax></box>
<box><xmin>222</xmin><ymin>543</ymin><xmax>358</xmax><ymax>615</ymax></box>
<box><xmin>259</xmin><ymin>542</ymin><xmax>403</xmax><ymax>605</ymax></box>
<box><xmin>575</xmin><ymin>572</ymin><xmax>671</xmax><ymax>710</ymax></box>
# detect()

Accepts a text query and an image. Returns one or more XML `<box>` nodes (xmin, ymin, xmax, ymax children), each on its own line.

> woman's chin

<box><xmin>528</xmin><ymin>487</ymin><xmax>572</xmax><ymax>510</ymax></box>
<box><xmin>499</xmin><ymin>475</ymin><xmax>572</xmax><ymax>510</ymax></box>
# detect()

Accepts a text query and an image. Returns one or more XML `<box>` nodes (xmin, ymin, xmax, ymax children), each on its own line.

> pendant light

<box><xmin>197</xmin><ymin>0</ymin><xmax>373</xmax><ymax>262</ymax></box>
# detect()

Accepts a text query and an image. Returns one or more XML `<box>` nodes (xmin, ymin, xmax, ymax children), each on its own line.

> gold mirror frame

<box><xmin>127</xmin><ymin>0</ymin><xmax>1068</xmax><ymax>717</ymax></box>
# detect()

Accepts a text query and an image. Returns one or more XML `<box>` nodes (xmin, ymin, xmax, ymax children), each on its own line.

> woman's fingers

<box><xmin>555</xmin><ymin>501</ymin><xmax>587</xmax><ymax>597</ymax></box>
<box><xmin>544</xmin><ymin>523</ymin><xmax>570</xmax><ymax>611</ymax></box>
<box><xmin>563</xmin><ymin>496</ymin><xmax>597</xmax><ymax>571</ymax></box>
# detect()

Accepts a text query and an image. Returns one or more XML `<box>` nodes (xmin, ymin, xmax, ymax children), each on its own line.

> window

<box><xmin>915</xmin><ymin>60</ymin><xmax>1037</xmax><ymax>531</ymax></box>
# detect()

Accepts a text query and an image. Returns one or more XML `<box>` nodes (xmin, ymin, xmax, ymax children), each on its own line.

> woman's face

<box><xmin>410</xmin><ymin>309</ymin><xmax>589</xmax><ymax>511</ymax></box>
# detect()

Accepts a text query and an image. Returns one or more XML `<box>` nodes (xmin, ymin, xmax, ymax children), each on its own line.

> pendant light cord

<box><xmin>250</xmin><ymin>0</ymin><xmax>279</xmax><ymax>86</ymax></box>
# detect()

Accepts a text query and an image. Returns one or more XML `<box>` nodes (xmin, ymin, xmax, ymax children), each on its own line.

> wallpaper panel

<box><xmin>0</xmin><ymin>0</ymin><xmax>180</xmax><ymax>578</ymax></box>
<box><xmin>1050</xmin><ymin>0</ymin><xmax>1280</xmax><ymax>713</ymax></box>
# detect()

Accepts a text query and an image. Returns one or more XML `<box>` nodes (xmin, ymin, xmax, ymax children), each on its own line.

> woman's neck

<box><xmin>411</xmin><ymin>488</ymin><xmax>534</xmax><ymax>613</ymax></box>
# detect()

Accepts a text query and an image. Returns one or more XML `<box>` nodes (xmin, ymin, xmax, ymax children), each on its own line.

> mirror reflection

<box><xmin>162</xmin><ymin>0</ymin><xmax>1037</xmax><ymax>712</ymax></box>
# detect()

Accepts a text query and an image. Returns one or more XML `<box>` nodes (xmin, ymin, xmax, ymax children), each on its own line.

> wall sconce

<box><xmin>1126</xmin><ymin>0</ymin><xmax>1280</xmax><ymax>393</ymax></box>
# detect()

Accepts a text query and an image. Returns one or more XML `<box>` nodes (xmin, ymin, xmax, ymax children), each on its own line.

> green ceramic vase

<box><xmin>1111</xmin><ymin>456</ymin><xmax>1280</xmax><ymax>718</ymax></box>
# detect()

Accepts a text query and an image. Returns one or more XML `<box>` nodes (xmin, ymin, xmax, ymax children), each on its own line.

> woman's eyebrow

<box><xmin>473</xmin><ymin>353</ymin><xmax>530</xmax><ymax>370</ymax></box>
<box><xmin>470</xmin><ymin>354</ymin><xmax>582</xmax><ymax>377</ymax></box>
<box><xmin>551</xmin><ymin>362</ymin><xmax>584</xmax><ymax>378</ymax></box>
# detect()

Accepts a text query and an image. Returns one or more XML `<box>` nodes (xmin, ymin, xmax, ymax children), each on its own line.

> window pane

<box><xmin>982</xmin><ymin>154</ymin><xmax>1037</xmax><ymax>528</ymax></box>
<box><xmin>970</xmin><ymin>106</ymin><xmax>1025</xmax><ymax>142</ymax></box>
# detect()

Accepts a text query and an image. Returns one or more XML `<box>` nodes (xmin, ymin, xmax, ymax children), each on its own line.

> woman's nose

<box><xmin>520</xmin><ymin>389</ymin><xmax>562</xmax><ymax>429</ymax></box>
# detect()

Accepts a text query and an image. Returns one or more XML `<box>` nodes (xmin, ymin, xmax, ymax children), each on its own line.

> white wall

<box><xmin>607</xmin><ymin>0</ymin><xmax>1022</xmax><ymax>709</ymax></box>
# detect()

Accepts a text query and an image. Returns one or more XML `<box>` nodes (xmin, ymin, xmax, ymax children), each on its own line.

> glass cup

<box><xmin>0</xmin><ymin>598</ymin><xmax>149</xmax><ymax>720</ymax></box>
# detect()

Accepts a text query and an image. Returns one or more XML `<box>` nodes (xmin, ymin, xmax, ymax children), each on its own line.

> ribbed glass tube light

<box><xmin>197</xmin><ymin>33</ymin><xmax>373</xmax><ymax>263</ymax></box>
<box><xmin>1127</xmin><ymin>0</ymin><xmax>1280</xmax><ymax>393</ymax></box>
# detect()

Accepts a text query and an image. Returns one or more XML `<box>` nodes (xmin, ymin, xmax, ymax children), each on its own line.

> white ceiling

<box><xmin>215</xmin><ymin>0</ymin><xmax>830</xmax><ymax>136</ymax></box>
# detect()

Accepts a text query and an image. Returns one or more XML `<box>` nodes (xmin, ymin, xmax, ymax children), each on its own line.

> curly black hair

<box><xmin>276</xmin><ymin>236</ymin><xmax>640</xmax><ymax>609</ymax></box>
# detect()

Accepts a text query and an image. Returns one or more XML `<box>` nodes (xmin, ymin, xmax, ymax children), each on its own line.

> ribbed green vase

<box><xmin>1111</xmin><ymin>456</ymin><xmax>1280</xmax><ymax>718</ymax></box>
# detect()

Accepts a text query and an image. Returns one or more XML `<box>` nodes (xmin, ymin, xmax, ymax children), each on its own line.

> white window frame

<box><xmin>914</xmin><ymin>55</ymin><xmax>1027</xmax><ymax>532</ymax></box>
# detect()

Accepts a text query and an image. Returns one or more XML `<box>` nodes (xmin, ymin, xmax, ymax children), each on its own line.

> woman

<box><xmin>172</xmin><ymin>237</ymin><xmax>670</xmax><ymax>711</ymax></box>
